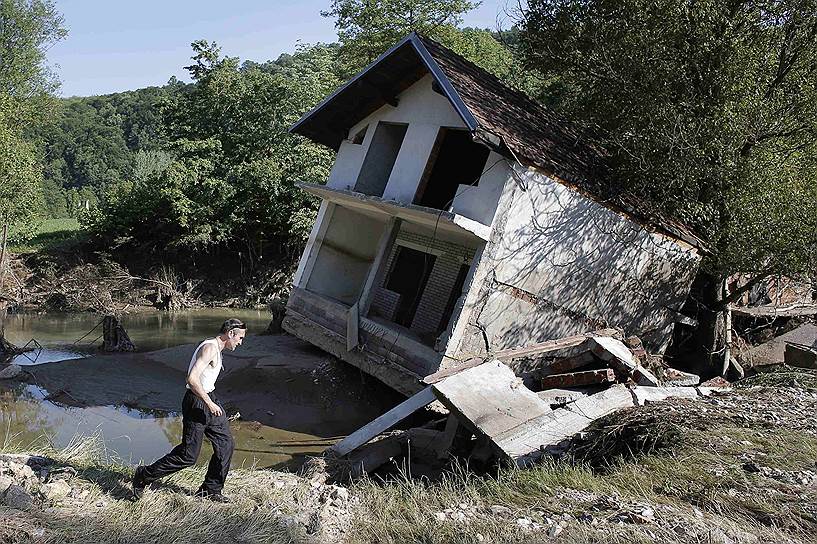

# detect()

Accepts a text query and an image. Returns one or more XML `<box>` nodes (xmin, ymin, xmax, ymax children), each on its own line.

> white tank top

<box><xmin>186</xmin><ymin>339</ymin><xmax>223</xmax><ymax>393</ymax></box>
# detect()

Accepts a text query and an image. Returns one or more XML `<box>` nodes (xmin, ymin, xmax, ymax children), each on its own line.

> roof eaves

<box><xmin>410</xmin><ymin>34</ymin><xmax>478</xmax><ymax>132</ymax></box>
<box><xmin>289</xmin><ymin>34</ymin><xmax>417</xmax><ymax>135</ymax></box>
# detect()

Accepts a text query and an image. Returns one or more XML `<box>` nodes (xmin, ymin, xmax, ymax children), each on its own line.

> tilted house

<box><xmin>284</xmin><ymin>33</ymin><xmax>704</xmax><ymax>396</ymax></box>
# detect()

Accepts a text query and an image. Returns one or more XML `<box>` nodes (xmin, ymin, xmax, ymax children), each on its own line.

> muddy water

<box><xmin>4</xmin><ymin>308</ymin><xmax>273</xmax><ymax>357</ymax></box>
<box><xmin>0</xmin><ymin>310</ymin><xmax>402</xmax><ymax>470</ymax></box>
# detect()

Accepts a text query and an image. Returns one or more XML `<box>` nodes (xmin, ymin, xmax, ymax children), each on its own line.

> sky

<box><xmin>48</xmin><ymin>1</ymin><xmax>516</xmax><ymax>98</ymax></box>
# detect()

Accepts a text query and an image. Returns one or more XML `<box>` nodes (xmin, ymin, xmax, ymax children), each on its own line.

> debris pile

<box><xmin>325</xmin><ymin>332</ymin><xmax>728</xmax><ymax>479</ymax></box>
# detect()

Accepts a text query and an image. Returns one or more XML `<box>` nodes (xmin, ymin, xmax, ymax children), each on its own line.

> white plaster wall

<box><xmin>466</xmin><ymin>166</ymin><xmax>701</xmax><ymax>353</ymax></box>
<box><xmin>326</xmin><ymin>74</ymin><xmax>465</xmax><ymax>197</ymax></box>
<box><xmin>305</xmin><ymin>206</ymin><xmax>386</xmax><ymax>306</ymax></box>
<box><xmin>327</xmin><ymin>140</ymin><xmax>366</xmax><ymax>190</ymax></box>
<box><xmin>450</xmin><ymin>151</ymin><xmax>509</xmax><ymax>226</ymax></box>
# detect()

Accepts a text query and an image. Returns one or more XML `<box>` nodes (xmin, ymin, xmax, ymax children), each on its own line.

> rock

<box><xmin>0</xmin><ymin>364</ymin><xmax>22</xmax><ymax>380</ymax></box>
<box><xmin>6</xmin><ymin>461</ymin><xmax>35</xmax><ymax>480</ymax></box>
<box><xmin>490</xmin><ymin>504</ymin><xmax>512</xmax><ymax>516</ymax></box>
<box><xmin>548</xmin><ymin>525</ymin><xmax>563</xmax><ymax>537</ymax></box>
<box><xmin>0</xmin><ymin>453</ymin><xmax>32</xmax><ymax>465</ymax></box>
<box><xmin>329</xmin><ymin>486</ymin><xmax>349</xmax><ymax>505</ymax></box>
<box><xmin>434</xmin><ymin>512</ymin><xmax>446</xmax><ymax>521</ymax></box>
<box><xmin>3</xmin><ymin>484</ymin><xmax>33</xmax><ymax>510</ymax></box>
<box><xmin>0</xmin><ymin>475</ymin><xmax>13</xmax><ymax>494</ymax></box>
<box><xmin>516</xmin><ymin>517</ymin><xmax>532</xmax><ymax>529</ymax></box>
<box><xmin>41</xmin><ymin>480</ymin><xmax>71</xmax><ymax>501</ymax></box>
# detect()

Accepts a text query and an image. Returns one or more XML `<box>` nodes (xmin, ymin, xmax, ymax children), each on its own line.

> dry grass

<box><xmin>3</xmin><ymin>374</ymin><xmax>817</xmax><ymax>543</ymax></box>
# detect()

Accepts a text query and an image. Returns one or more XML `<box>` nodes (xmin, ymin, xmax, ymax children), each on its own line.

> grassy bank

<box><xmin>9</xmin><ymin>218</ymin><xmax>83</xmax><ymax>254</ymax></box>
<box><xmin>2</xmin><ymin>369</ymin><xmax>817</xmax><ymax>543</ymax></box>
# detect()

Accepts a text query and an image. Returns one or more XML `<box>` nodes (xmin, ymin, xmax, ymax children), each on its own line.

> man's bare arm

<box><xmin>187</xmin><ymin>344</ymin><xmax>222</xmax><ymax>417</ymax></box>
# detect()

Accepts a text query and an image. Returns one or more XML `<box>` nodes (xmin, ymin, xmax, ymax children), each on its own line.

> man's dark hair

<box><xmin>220</xmin><ymin>318</ymin><xmax>247</xmax><ymax>334</ymax></box>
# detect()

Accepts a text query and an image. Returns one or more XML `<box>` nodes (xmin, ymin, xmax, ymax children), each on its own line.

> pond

<box><xmin>0</xmin><ymin>309</ymin><xmax>402</xmax><ymax>470</ymax></box>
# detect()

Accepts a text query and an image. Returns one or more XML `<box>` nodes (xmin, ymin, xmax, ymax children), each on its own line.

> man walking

<box><xmin>132</xmin><ymin>318</ymin><xmax>247</xmax><ymax>502</ymax></box>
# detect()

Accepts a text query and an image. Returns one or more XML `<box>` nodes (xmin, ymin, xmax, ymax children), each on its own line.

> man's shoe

<box><xmin>132</xmin><ymin>466</ymin><xmax>147</xmax><ymax>499</ymax></box>
<box><xmin>195</xmin><ymin>489</ymin><xmax>232</xmax><ymax>503</ymax></box>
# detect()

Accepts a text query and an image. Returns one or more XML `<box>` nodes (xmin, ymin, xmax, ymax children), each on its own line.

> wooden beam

<box><xmin>493</xmin><ymin>329</ymin><xmax>620</xmax><ymax>361</ymax></box>
<box><xmin>328</xmin><ymin>386</ymin><xmax>436</xmax><ymax>457</ymax></box>
<box><xmin>422</xmin><ymin>357</ymin><xmax>485</xmax><ymax>384</ymax></box>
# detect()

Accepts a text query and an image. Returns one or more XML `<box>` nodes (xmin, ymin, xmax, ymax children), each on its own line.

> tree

<box><xmin>322</xmin><ymin>0</ymin><xmax>478</xmax><ymax>71</ymax></box>
<box><xmin>517</xmin><ymin>0</ymin><xmax>817</xmax><ymax>370</ymax></box>
<box><xmin>87</xmin><ymin>42</ymin><xmax>341</xmax><ymax>275</ymax></box>
<box><xmin>0</xmin><ymin>111</ymin><xmax>43</xmax><ymax>286</ymax></box>
<box><xmin>0</xmin><ymin>0</ymin><xmax>67</xmax><ymax>126</ymax></box>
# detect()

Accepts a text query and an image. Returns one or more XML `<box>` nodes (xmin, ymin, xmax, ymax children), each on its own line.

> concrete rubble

<box><xmin>325</xmin><ymin>332</ymin><xmax>728</xmax><ymax>477</ymax></box>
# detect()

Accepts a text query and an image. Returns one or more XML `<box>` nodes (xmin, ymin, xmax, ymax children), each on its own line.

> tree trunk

<box><xmin>0</xmin><ymin>223</ymin><xmax>8</xmax><ymax>295</ymax></box>
<box><xmin>102</xmin><ymin>315</ymin><xmax>136</xmax><ymax>352</ymax></box>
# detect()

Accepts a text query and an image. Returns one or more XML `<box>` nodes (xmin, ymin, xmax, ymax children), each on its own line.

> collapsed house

<box><xmin>284</xmin><ymin>33</ymin><xmax>705</xmax><ymax>398</ymax></box>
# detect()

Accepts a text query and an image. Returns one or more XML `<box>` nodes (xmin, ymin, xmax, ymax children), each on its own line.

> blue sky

<box><xmin>49</xmin><ymin>1</ymin><xmax>515</xmax><ymax>97</ymax></box>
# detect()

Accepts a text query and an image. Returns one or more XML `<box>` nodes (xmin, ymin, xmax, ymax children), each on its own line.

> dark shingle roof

<box><xmin>417</xmin><ymin>36</ymin><xmax>609</xmax><ymax>186</ymax></box>
<box><xmin>290</xmin><ymin>33</ymin><xmax>704</xmax><ymax>249</ymax></box>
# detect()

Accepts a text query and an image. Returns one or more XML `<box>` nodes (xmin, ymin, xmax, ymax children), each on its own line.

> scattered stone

<box><xmin>490</xmin><ymin>504</ymin><xmax>512</xmax><ymax>516</ymax></box>
<box><xmin>548</xmin><ymin>524</ymin><xmax>563</xmax><ymax>537</ymax></box>
<box><xmin>3</xmin><ymin>484</ymin><xmax>33</xmax><ymax>510</ymax></box>
<box><xmin>434</xmin><ymin>512</ymin><xmax>446</xmax><ymax>521</ymax></box>
<box><xmin>41</xmin><ymin>479</ymin><xmax>71</xmax><ymax>501</ymax></box>
<box><xmin>0</xmin><ymin>474</ymin><xmax>13</xmax><ymax>494</ymax></box>
<box><xmin>516</xmin><ymin>517</ymin><xmax>533</xmax><ymax>529</ymax></box>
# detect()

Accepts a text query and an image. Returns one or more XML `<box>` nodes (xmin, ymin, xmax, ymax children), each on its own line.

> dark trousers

<box><xmin>143</xmin><ymin>390</ymin><xmax>234</xmax><ymax>493</ymax></box>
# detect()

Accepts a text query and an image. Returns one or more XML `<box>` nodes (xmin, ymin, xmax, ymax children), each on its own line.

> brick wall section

<box><xmin>370</xmin><ymin>287</ymin><xmax>400</xmax><ymax>321</ymax></box>
<box><xmin>372</xmin><ymin>229</ymin><xmax>475</xmax><ymax>344</ymax></box>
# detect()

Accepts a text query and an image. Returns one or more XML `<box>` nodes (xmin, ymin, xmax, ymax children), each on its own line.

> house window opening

<box><xmin>384</xmin><ymin>246</ymin><xmax>436</xmax><ymax>328</ymax></box>
<box><xmin>415</xmin><ymin>128</ymin><xmax>490</xmax><ymax>210</ymax></box>
<box><xmin>354</xmin><ymin>121</ymin><xmax>408</xmax><ymax>197</ymax></box>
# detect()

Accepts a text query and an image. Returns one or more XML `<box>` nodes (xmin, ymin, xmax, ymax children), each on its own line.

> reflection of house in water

<box><xmin>284</xmin><ymin>33</ymin><xmax>705</xmax><ymax>396</ymax></box>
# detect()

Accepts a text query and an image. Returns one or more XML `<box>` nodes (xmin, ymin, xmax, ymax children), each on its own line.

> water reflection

<box><xmin>0</xmin><ymin>381</ymin><xmax>330</xmax><ymax>469</ymax></box>
<box><xmin>3</xmin><ymin>308</ymin><xmax>272</xmax><ymax>353</ymax></box>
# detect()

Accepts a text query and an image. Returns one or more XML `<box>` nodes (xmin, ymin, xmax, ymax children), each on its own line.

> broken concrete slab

<box><xmin>589</xmin><ymin>337</ymin><xmax>660</xmax><ymax>386</ymax></box>
<box><xmin>784</xmin><ymin>343</ymin><xmax>817</xmax><ymax>369</ymax></box>
<box><xmin>750</xmin><ymin>323</ymin><xmax>817</xmax><ymax>367</ymax></box>
<box><xmin>536</xmin><ymin>388</ymin><xmax>592</xmax><ymax>406</ymax></box>
<box><xmin>541</xmin><ymin>368</ymin><xmax>616</xmax><ymax>389</ymax></box>
<box><xmin>662</xmin><ymin>368</ymin><xmax>700</xmax><ymax>386</ymax></box>
<box><xmin>431</xmin><ymin>360</ymin><xmax>552</xmax><ymax>440</ymax></box>
<box><xmin>328</xmin><ymin>387</ymin><xmax>436</xmax><ymax>457</ymax></box>
<box><xmin>630</xmin><ymin>386</ymin><xmax>699</xmax><ymax>406</ymax></box>
<box><xmin>495</xmin><ymin>385</ymin><xmax>636</xmax><ymax>465</ymax></box>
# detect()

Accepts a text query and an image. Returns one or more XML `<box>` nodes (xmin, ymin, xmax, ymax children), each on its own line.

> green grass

<box><xmin>9</xmin><ymin>218</ymin><xmax>84</xmax><ymax>254</ymax></box>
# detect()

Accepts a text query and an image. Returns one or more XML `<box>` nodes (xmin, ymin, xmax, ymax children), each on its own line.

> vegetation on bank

<box><xmin>2</xmin><ymin>369</ymin><xmax>817</xmax><ymax>543</ymax></box>
<box><xmin>8</xmin><ymin>218</ymin><xmax>81</xmax><ymax>254</ymax></box>
<box><xmin>1</xmin><ymin>1</ymin><xmax>816</xmax><ymax>354</ymax></box>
